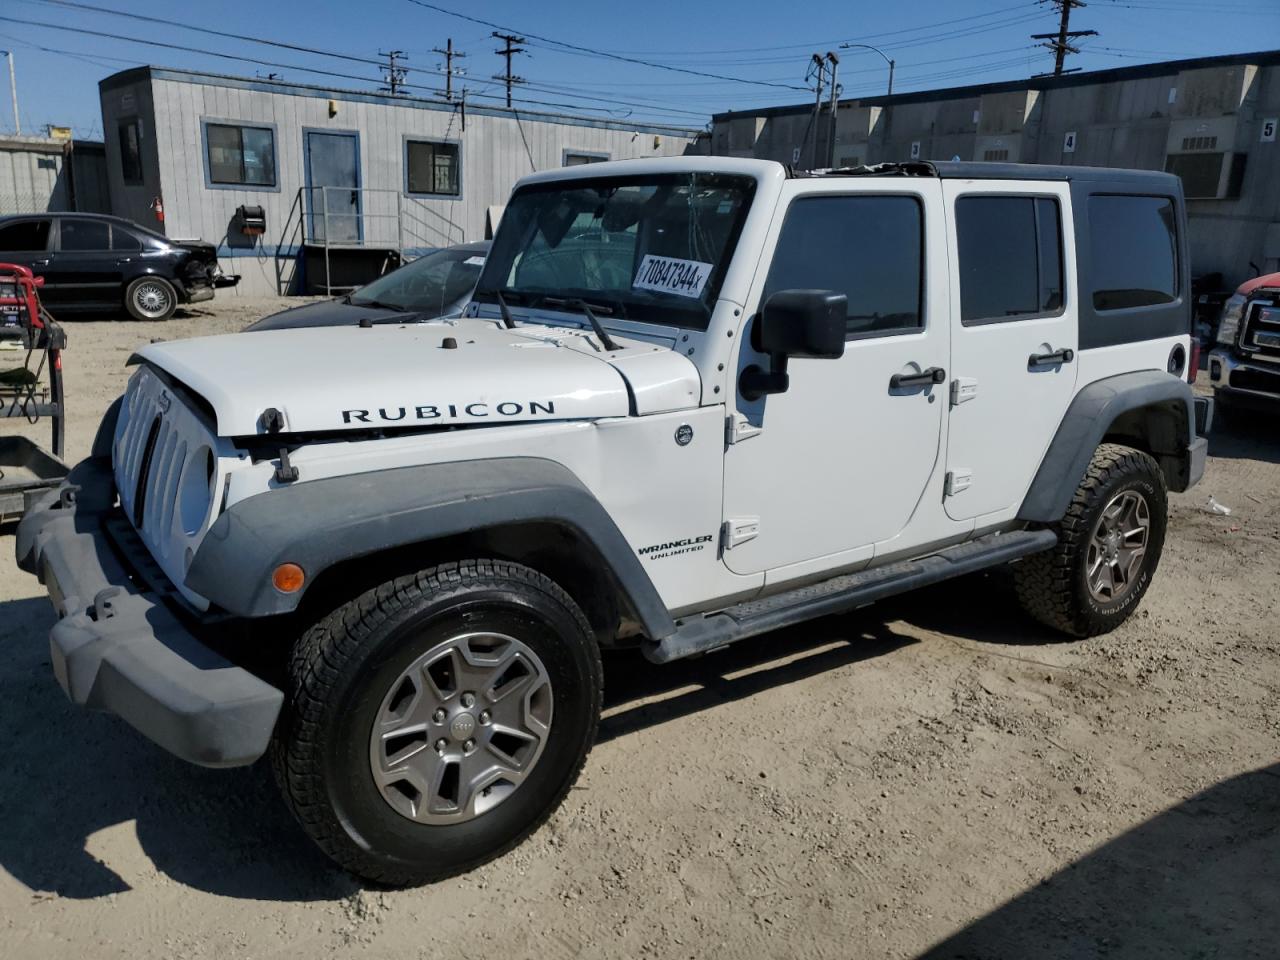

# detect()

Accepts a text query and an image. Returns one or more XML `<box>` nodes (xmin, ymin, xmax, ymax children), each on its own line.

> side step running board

<box><xmin>644</xmin><ymin>529</ymin><xmax>1057</xmax><ymax>664</ymax></box>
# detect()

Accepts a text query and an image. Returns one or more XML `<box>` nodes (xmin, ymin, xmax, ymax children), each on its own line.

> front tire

<box><xmin>271</xmin><ymin>560</ymin><xmax>602</xmax><ymax>886</ymax></box>
<box><xmin>124</xmin><ymin>276</ymin><xmax>177</xmax><ymax>321</ymax></box>
<box><xmin>1015</xmin><ymin>443</ymin><xmax>1168</xmax><ymax>637</ymax></box>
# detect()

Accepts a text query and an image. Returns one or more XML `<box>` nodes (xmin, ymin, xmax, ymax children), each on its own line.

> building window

<box><xmin>763</xmin><ymin>195</ymin><xmax>924</xmax><ymax>337</ymax></box>
<box><xmin>562</xmin><ymin>150</ymin><xmax>609</xmax><ymax>167</ymax></box>
<box><xmin>956</xmin><ymin>196</ymin><xmax>1063</xmax><ymax>325</ymax></box>
<box><xmin>406</xmin><ymin>139</ymin><xmax>461</xmax><ymax>196</ymax></box>
<box><xmin>982</xmin><ymin>148</ymin><xmax>1010</xmax><ymax>162</ymax></box>
<box><xmin>1089</xmin><ymin>195</ymin><xmax>1178</xmax><ymax>311</ymax></box>
<box><xmin>119</xmin><ymin>118</ymin><xmax>142</xmax><ymax>184</ymax></box>
<box><xmin>205</xmin><ymin>122</ymin><xmax>277</xmax><ymax>187</ymax></box>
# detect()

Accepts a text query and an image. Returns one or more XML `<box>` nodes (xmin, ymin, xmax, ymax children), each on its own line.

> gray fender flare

<box><xmin>1018</xmin><ymin>370</ymin><xmax>1196</xmax><ymax>523</ymax></box>
<box><xmin>186</xmin><ymin>457</ymin><xmax>676</xmax><ymax>640</ymax></box>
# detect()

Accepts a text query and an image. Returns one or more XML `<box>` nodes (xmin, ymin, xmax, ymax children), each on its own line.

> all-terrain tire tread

<box><xmin>270</xmin><ymin>559</ymin><xmax>602</xmax><ymax>886</ymax></box>
<box><xmin>1014</xmin><ymin>443</ymin><xmax>1166</xmax><ymax>638</ymax></box>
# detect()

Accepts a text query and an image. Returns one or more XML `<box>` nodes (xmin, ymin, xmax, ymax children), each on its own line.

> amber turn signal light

<box><xmin>272</xmin><ymin>562</ymin><xmax>306</xmax><ymax>594</ymax></box>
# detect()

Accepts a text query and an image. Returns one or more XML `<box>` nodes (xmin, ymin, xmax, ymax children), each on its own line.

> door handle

<box><xmin>890</xmin><ymin>366</ymin><xmax>946</xmax><ymax>390</ymax></box>
<box><xmin>1028</xmin><ymin>348</ymin><xmax>1074</xmax><ymax>367</ymax></box>
<box><xmin>30</xmin><ymin>258</ymin><xmax>50</xmax><ymax>267</ymax></box>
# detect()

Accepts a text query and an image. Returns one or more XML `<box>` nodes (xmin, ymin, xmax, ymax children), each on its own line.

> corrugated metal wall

<box><xmin>0</xmin><ymin>137</ymin><xmax>68</xmax><ymax>214</ymax></box>
<box><xmin>711</xmin><ymin>57</ymin><xmax>1280</xmax><ymax>285</ymax></box>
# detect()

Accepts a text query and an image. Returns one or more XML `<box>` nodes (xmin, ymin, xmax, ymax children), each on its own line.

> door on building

<box><xmin>305</xmin><ymin>130</ymin><xmax>362</xmax><ymax>243</ymax></box>
<box><xmin>721</xmin><ymin>178</ymin><xmax>952</xmax><ymax>579</ymax></box>
<box><xmin>941</xmin><ymin>181</ymin><xmax>1078</xmax><ymax>523</ymax></box>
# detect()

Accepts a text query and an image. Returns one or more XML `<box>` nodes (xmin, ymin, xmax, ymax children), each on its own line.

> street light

<box><xmin>0</xmin><ymin>50</ymin><xmax>18</xmax><ymax>135</ymax></box>
<box><xmin>838</xmin><ymin>42</ymin><xmax>895</xmax><ymax>96</ymax></box>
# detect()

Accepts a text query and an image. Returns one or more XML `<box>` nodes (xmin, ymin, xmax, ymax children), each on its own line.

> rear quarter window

<box><xmin>1088</xmin><ymin>195</ymin><xmax>1178</xmax><ymax>311</ymax></box>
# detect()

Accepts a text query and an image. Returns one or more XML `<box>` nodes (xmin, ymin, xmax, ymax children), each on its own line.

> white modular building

<box><xmin>98</xmin><ymin>67</ymin><xmax>705</xmax><ymax>296</ymax></box>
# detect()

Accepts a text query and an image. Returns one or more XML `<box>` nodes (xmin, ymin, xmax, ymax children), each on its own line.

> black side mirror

<box><xmin>740</xmin><ymin>289</ymin><xmax>847</xmax><ymax>400</ymax></box>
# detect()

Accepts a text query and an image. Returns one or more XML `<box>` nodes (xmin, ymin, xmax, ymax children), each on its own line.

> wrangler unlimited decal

<box><xmin>342</xmin><ymin>400</ymin><xmax>556</xmax><ymax>424</ymax></box>
<box><xmin>638</xmin><ymin>534</ymin><xmax>714</xmax><ymax>561</ymax></box>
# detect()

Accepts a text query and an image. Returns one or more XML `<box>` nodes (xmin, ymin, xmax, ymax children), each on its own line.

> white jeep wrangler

<box><xmin>17</xmin><ymin>157</ymin><xmax>1211</xmax><ymax>884</ymax></box>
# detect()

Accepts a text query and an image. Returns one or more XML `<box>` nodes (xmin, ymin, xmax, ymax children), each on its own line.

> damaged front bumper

<box><xmin>15</xmin><ymin>459</ymin><xmax>282</xmax><ymax>767</ymax></box>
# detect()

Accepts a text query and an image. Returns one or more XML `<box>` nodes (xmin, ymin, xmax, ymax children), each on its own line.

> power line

<box><xmin>0</xmin><ymin>16</ymin><xmax>708</xmax><ymax>125</ymax></box>
<box><xmin>401</xmin><ymin>0</ymin><xmax>812</xmax><ymax>92</ymax></box>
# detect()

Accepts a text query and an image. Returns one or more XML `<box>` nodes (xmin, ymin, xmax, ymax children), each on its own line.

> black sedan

<box><xmin>245</xmin><ymin>241</ymin><xmax>490</xmax><ymax>332</ymax></box>
<box><xmin>0</xmin><ymin>213</ymin><xmax>236</xmax><ymax>321</ymax></box>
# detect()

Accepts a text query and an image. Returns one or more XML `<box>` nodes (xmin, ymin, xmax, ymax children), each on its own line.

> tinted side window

<box><xmin>763</xmin><ymin>195</ymin><xmax>923</xmax><ymax>336</ymax></box>
<box><xmin>60</xmin><ymin>219</ymin><xmax>112</xmax><ymax>251</ymax></box>
<box><xmin>1089</xmin><ymin>195</ymin><xmax>1178</xmax><ymax>311</ymax></box>
<box><xmin>956</xmin><ymin>196</ymin><xmax>1063</xmax><ymax>324</ymax></box>
<box><xmin>0</xmin><ymin>219</ymin><xmax>51</xmax><ymax>252</ymax></box>
<box><xmin>111</xmin><ymin>226</ymin><xmax>142</xmax><ymax>251</ymax></box>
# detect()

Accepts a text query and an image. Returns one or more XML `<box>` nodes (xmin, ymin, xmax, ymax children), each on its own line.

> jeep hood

<box><xmin>132</xmin><ymin>317</ymin><xmax>700</xmax><ymax>436</ymax></box>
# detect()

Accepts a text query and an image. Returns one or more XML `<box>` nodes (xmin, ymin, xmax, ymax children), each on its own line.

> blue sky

<box><xmin>1</xmin><ymin>0</ymin><xmax>1277</xmax><ymax>137</ymax></box>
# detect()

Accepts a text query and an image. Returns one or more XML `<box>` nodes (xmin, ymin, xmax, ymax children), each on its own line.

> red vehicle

<box><xmin>1208</xmin><ymin>271</ymin><xmax>1280</xmax><ymax>411</ymax></box>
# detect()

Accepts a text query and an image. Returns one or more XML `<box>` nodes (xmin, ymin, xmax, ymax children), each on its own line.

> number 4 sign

<box><xmin>1263</xmin><ymin>118</ymin><xmax>1278</xmax><ymax>143</ymax></box>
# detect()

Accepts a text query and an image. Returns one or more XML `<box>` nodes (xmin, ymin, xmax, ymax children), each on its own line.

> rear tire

<box><xmin>1015</xmin><ymin>443</ymin><xmax>1167</xmax><ymax>637</ymax></box>
<box><xmin>124</xmin><ymin>276</ymin><xmax>177</xmax><ymax>321</ymax></box>
<box><xmin>271</xmin><ymin>559</ymin><xmax>602</xmax><ymax>886</ymax></box>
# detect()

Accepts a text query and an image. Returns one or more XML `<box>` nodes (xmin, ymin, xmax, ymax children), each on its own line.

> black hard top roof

<box><xmin>798</xmin><ymin>160</ymin><xmax>1179</xmax><ymax>190</ymax></box>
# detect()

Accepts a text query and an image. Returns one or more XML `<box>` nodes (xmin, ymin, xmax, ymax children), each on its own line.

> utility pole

<box><xmin>3</xmin><ymin>50</ymin><xmax>18</xmax><ymax>136</ymax></box>
<box><xmin>492</xmin><ymin>32</ymin><xmax>526</xmax><ymax>108</ymax></box>
<box><xmin>808</xmin><ymin>53</ymin><xmax>826</xmax><ymax>170</ymax></box>
<box><xmin>380</xmin><ymin>49</ymin><xmax>408</xmax><ymax>95</ymax></box>
<box><xmin>433</xmin><ymin>38</ymin><xmax>467</xmax><ymax>101</ymax></box>
<box><xmin>825</xmin><ymin>52</ymin><xmax>840</xmax><ymax>168</ymax></box>
<box><xmin>1032</xmin><ymin>0</ymin><xmax>1097</xmax><ymax>76</ymax></box>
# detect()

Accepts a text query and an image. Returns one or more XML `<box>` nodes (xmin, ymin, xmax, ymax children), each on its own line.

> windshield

<box><xmin>349</xmin><ymin>246</ymin><xmax>487</xmax><ymax>315</ymax></box>
<box><xmin>474</xmin><ymin>172</ymin><xmax>755</xmax><ymax>330</ymax></box>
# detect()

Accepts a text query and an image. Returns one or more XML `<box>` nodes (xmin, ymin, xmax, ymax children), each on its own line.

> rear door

<box><xmin>942</xmin><ymin>180</ymin><xmax>1078</xmax><ymax>522</ymax></box>
<box><xmin>47</xmin><ymin>217</ymin><xmax>126</xmax><ymax>309</ymax></box>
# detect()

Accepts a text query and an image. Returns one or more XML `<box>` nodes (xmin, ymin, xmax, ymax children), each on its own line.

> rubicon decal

<box><xmin>638</xmin><ymin>533</ymin><xmax>714</xmax><ymax>561</ymax></box>
<box><xmin>341</xmin><ymin>400</ymin><xmax>556</xmax><ymax>424</ymax></box>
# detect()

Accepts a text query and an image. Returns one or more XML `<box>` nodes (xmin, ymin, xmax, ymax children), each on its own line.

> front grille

<box><xmin>1239</xmin><ymin>298</ymin><xmax>1280</xmax><ymax>363</ymax></box>
<box><xmin>1228</xmin><ymin>365</ymin><xmax>1280</xmax><ymax>394</ymax></box>
<box><xmin>112</xmin><ymin>367</ymin><xmax>220</xmax><ymax>608</ymax></box>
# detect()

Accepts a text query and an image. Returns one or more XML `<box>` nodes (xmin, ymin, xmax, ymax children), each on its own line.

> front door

<box><xmin>305</xmin><ymin>130</ymin><xmax>361</xmax><ymax>243</ymax></box>
<box><xmin>722</xmin><ymin>179</ymin><xmax>951</xmax><ymax>578</ymax></box>
<box><xmin>942</xmin><ymin>181</ymin><xmax>1079</xmax><ymax>522</ymax></box>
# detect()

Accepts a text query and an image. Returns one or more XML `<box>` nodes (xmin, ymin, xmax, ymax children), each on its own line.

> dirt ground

<box><xmin>1</xmin><ymin>298</ymin><xmax>1277</xmax><ymax>960</ymax></box>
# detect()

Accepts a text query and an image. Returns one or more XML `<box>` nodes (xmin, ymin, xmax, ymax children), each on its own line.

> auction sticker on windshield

<box><xmin>633</xmin><ymin>255</ymin><xmax>713</xmax><ymax>299</ymax></box>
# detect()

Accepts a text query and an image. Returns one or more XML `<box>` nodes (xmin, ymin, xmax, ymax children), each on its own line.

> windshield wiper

<box><xmin>494</xmin><ymin>290</ymin><xmax>516</xmax><ymax>329</ymax></box>
<box><xmin>350</xmin><ymin>298</ymin><xmax>408</xmax><ymax>312</ymax></box>
<box><xmin>541</xmin><ymin>296</ymin><xmax>620</xmax><ymax>351</ymax></box>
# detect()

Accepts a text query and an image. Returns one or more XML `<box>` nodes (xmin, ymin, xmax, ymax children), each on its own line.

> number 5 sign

<box><xmin>1262</xmin><ymin>118</ymin><xmax>1278</xmax><ymax>143</ymax></box>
